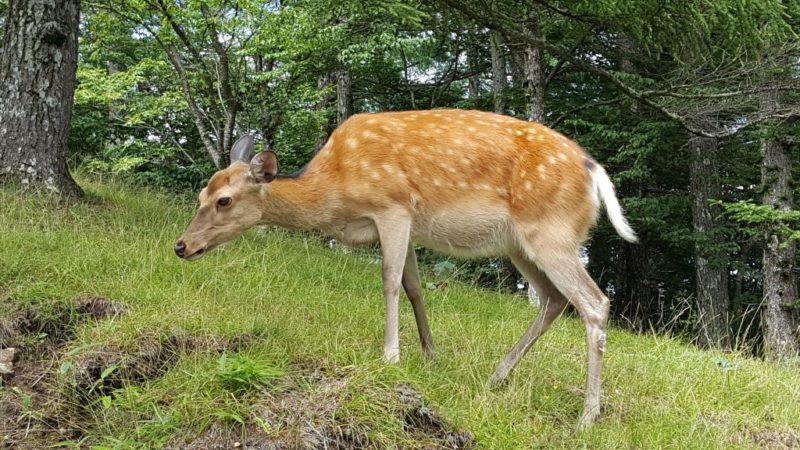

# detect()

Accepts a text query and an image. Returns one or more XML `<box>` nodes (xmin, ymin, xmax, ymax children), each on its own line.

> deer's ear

<box><xmin>249</xmin><ymin>151</ymin><xmax>278</xmax><ymax>183</ymax></box>
<box><xmin>229</xmin><ymin>135</ymin><xmax>255</xmax><ymax>165</ymax></box>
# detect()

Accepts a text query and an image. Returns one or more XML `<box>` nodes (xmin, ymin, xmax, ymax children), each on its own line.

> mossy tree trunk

<box><xmin>0</xmin><ymin>0</ymin><xmax>82</xmax><ymax>197</ymax></box>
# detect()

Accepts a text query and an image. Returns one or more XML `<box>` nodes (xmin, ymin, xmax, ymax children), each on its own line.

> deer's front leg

<box><xmin>374</xmin><ymin>212</ymin><xmax>412</xmax><ymax>364</ymax></box>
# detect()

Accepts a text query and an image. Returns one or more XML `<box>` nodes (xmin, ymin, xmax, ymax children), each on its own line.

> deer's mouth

<box><xmin>185</xmin><ymin>247</ymin><xmax>206</xmax><ymax>261</ymax></box>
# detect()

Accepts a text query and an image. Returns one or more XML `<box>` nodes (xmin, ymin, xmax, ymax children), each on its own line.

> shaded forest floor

<box><xmin>1</xmin><ymin>179</ymin><xmax>799</xmax><ymax>449</ymax></box>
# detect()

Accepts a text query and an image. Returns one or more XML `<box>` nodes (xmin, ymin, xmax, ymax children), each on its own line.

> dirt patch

<box><xmin>66</xmin><ymin>331</ymin><xmax>259</xmax><ymax>402</ymax></box>
<box><xmin>1</xmin><ymin>296</ymin><xmax>262</xmax><ymax>448</ymax></box>
<box><xmin>395</xmin><ymin>384</ymin><xmax>475</xmax><ymax>449</ymax></box>
<box><xmin>1</xmin><ymin>296</ymin><xmax>129</xmax><ymax>448</ymax></box>
<box><xmin>0</xmin><ymin>296</ymin><xmax>128</xmax><ymax>348</ymax></box>
<box><xmin>73</xmin><ymin>296</ymin><xmax>129</xmax><ymax>321</ymax></box>
<box><xmin>750</xmin><ymin>428</ymin><xmax>800</xmax><ymax>449</ymax></box>
<box><xmin>166</xmin><ymin>366</ymin><xmax>474</xmax><ymax>450</ymax></box>
<box><xmin>165</xmin><ymin>365</ymin><xmax>361</xmax><ymax>450</ymax></box>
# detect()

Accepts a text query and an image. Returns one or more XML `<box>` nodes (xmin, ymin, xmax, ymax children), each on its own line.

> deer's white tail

<box><xmin>590</xmin><ymin>164</ymin><xmax>638</xmax><ymax>243</ymax></box>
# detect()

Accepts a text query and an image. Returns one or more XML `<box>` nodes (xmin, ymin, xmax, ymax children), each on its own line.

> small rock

<box><xmin>0</xmin><ymin>347</ymin><xmax>18</xmax><ymax>375</ymax></box>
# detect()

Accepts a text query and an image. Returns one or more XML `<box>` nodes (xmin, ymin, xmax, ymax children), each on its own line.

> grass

<box><xmin>1</xmin><ymin>178</ymin><xmax>799</xmax><ymax>449</ymax></box>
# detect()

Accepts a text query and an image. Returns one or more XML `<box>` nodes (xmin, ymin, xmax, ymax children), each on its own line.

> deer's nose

<box><xmin>175</xmin><ymin>240</ymin><xmax>186</xmax><ymax>258</ymax></box>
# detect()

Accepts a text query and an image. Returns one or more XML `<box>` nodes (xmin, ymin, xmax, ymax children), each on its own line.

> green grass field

<box><xmin>1</xmin><ymin>179</ymin><xmax>799</xmax><ymax>449</ymax></box>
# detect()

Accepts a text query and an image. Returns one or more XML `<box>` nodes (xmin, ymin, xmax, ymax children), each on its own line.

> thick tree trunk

<box><xmin>0</xmin><ymin>0</ymin><xmax>82</xmax><ymax>197</ymax></box>
<box><xmin>759</xmin><ymin>92</ymin><xmax>799</xmax><ymax>359</ymax></box>
<box><xmin>522</xmin><ymin>12</ymin><xmax>545</xmax><ymax>123</ymax></box>
<box><xmin>689</xmin><ymin>135</ymin><xmax>731</xmax><ymax>349</ymax></box>
<box><xmin>490</xmin><ymin>30</ymin><xmax>506</xmax><ymax>114</ymax></box>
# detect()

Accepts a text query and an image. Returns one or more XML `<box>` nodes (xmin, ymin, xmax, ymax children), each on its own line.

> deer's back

<box><xmin>308</xmin><ymin>109</ymin><xmax>597</xmax><ymax>253</ymax></box>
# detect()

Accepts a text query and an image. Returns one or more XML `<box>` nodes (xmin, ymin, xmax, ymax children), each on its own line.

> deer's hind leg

<box><xmin>402</xmin><ymin>244</ymin><xmax>436</xmax><ymax>358</ymax></box>
<box><xmin>521</xmin><ymin>237</ymin><xmax>611</xmax><ymax>429</ymax></box>
<box><xmin>489</xmin><ymin>253</ymin><xmax>569</xmax><ymax>385</ymax></box>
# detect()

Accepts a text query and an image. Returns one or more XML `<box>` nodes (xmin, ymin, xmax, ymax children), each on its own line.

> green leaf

<box><xmin>59</xmin><ymin>360</ymin><xmax>73</xmax><ymax>375</ymax></box>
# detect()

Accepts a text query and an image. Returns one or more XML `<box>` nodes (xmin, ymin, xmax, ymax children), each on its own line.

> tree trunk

<box><xmin>336</xmin><ymin>69</ymin><xmax>353</xmax><ymax>126</ymax></box>
<box><xmin>490</xmin><ymin>30</ymin><xmax>506</xmax><ymax>114</ymax></box>
<box><xmin>0</xmin><ymin>0</ymin><xmax>82</xmax><ymax>197</ymax></box>
<box><xmin>613</xmin><ymin>35</ymin><xmax>659</xmax><ymax>330</ymax></box>
<box><xmin>314</xmin><ymin>73</ymin><xmax>335</xmax><ymax>152</ymax></box>
<box><xmin>522</xmin><ymin>11</ymin><xmax>545</xmax><ymax>123</ymax></box>
<box><xmin>466</xmin><ymin>28</ymin><xmax>481</xmax><ymax>99</ymax></box>
<box><xmin>689</xmin><ymin>135</ymin><xmax>731</xmax><ymax>349</ymax></box>
<box><xmin>759</xmin><ymin>91</ymin><xmax>799</xmax><ymax>359</ymax></box>
<box><xmin>616</xmin><ymin>241</ymin><xmax>660</xmax><ymax>331</ymax></box>
<box><xmin>506</xmin><ymin>35</ymin><xmax>526</xmax><ymax>91</ymax></box>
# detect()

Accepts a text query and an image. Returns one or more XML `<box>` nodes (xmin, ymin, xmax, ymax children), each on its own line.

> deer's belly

<box><xmin>411</xmin><ymin>207</ymin><xmax>515</xmax><ymax>257</ymax></box>
<box><xmin>325</xmin><ymin>205</ymin><xmax>515</xmax><ymax>257</ymax></box>
<box><xmin>329</xmin><ymin>217</ymin><xmax>380</xmax><ymax>245</ymax></box>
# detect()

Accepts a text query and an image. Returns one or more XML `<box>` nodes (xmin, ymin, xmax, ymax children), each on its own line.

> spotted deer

<box><xmin>175</xmin><ymin>109</ymin><xmax>637</xmax><ymax>428</ymax></box>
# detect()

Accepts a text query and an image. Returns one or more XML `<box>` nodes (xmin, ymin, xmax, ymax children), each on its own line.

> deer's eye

<box><xmin>217</xmin><ymin>197</ymin><xmax>232</xmax><ymax>207</ymax></box>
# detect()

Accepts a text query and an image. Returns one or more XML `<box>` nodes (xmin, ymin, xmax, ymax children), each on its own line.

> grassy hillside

<box><xmin>1</xmin><ymin>179</ymin><xmax>799</xmax><ymax>449</ymax></box>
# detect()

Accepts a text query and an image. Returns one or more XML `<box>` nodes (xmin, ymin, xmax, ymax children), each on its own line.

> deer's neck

<box><xmin>258</xmin><ymin>171</ymin><xmax>332</xmax><ymax>230</ymax></box>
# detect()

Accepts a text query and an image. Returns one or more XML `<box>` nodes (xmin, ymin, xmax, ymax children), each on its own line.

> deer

<box><xmin>174</xmin><ymin>109</ymin><xmax>637</xmax><ymax>429</ymax></box>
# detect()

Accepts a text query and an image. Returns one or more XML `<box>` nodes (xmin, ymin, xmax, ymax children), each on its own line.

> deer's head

<box><xmin>175</xmin><ymin>135</ymin><xmax>278</xmax><ymax>260</ymax></box>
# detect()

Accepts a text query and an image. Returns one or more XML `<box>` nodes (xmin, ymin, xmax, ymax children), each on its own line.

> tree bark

<box><xmin>490</xmin><ymin>30</ymin><xmax>506</xmax><ymax>114</ymax></box>
<box><xmin>506</xmin><ymin>35</ymin><xmax>526</xmax><ymax>92</ymax></box>
<box><xmin>522</xmin><ymin>11</ymin><xmax>545</xmax><ymax>123</ymax></box>
<box><xmin>759</xmin><ymin>90</ymin><xmax>799</xmax><ymax>359</ymax></box>
<box><xmin>689</xmin><ymin>135</ymin><xmax>731</xmax><ymax>349</ymax></box>
<box><xmin>314</xmin><ymin>73</ymin><xmax>335</xmax><ymax>152</ymax></box>
<box><xmin>0</xmin><ymin>0</ymin><xmax>82</xmax><ymax>197</ymax></box>
<box><xmin>336</xmin><ymin>69</ymin><xmax>353</xmax><ymax>127</ymax></box>
<box><xmin>616</xmin><ymin>241</ymin><xmax>660</xmax><ymax>331</ymax></box>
